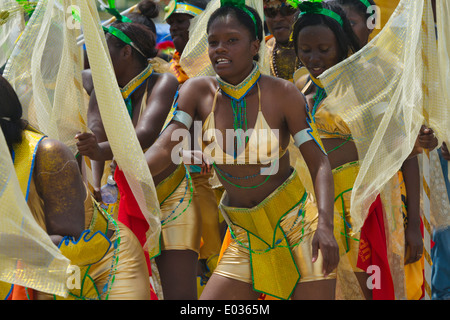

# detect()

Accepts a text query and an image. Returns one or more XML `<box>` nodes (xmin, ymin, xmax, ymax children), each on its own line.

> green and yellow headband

<box><xmin>287</xmin><ymin>0</ymin><xmax>343</xmax><ymax>26</ymax></box>
<box><xmin>103</xmin><ymin>25</ymin><xmax>147</xmax><ymax>58</ymax></box>
<box><xmin>220</xmin><ymin>0</ymin><xmax>259</xmax><ymax>38</ymax></box>
<box><xmin>164</xmin><ymin>0</ymin><xmax>204</xmax><ymax>20</ymax></box>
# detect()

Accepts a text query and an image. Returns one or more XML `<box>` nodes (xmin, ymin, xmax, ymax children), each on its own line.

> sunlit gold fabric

<box><xmin>202</xmin><ymin>86</ymin><xmax>287</xmax><ymax>165</ymax></box>
<box><xmin>76</xmin><ymin>0</ymin><xmax>162</xmax><ymax>258</ymax></box>
<box><xmin>31</xmin><ymin>190</ymin><xmax>151</xmax><ymax>300</ymax></box>
<box><xmin>157</xmin><ymin>165</ymin><xmax>202</xmax><ymax>253</ymax></box>
<box><xmin>0</xmin><ymin>128</ymin><xmax>70</xmax><ymax>297</ymax></box>
<box><xmin>318</xmin><ymin>0</ymin><xmax>450</xmax><ymax>234</ymax></box>
<box><xmin>215</xmin><ymin>169</ymin><xmax>336</xmax><ymax>300</ymax></box>
<box><xmin>191</xmin><ymin>172</ymin><xmax>223</xmax><ymax>261</ymax></box>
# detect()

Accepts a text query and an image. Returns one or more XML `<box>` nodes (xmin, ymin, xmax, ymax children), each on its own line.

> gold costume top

<box><xmin>202</xmin><ymin>84</ymin><xmax>288</xmax><ymax>165</ymax></box>
<box><xmin>13</xmin><ymin>127</ymin><xmax>150</xmax><ymax>300</ymax></box>
<box><xmin>302</xmin><ymin>78</ymin><xmax>353</xmax><ymax>141</ymax></box>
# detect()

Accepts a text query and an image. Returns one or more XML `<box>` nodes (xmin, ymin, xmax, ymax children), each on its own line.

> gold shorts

<box><xmin>190</xmin><ymin>172</ymin><xmax>222</xmax><ymax>260</ymax></box>
<box><xmin>158</xmin><ymin>165</ymin><xmax>202</xmax><ymax>253</ymax></box>
<box><xmin>214</xmin><ymin>169</ymin><xmax>336</xmax><ymax>299</ymax></box>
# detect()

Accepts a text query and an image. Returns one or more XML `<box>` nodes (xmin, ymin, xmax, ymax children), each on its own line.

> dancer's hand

<box><xmin>404</xmin><ymin>222</ymin><xmax>423</xmax><ymax>265</ymax></box>
<box><xmin>417</xmin><ymin>125</ymin><xmax>438</xmax><ymax>151</ymax></box>
<box><xmin>312</xmin><ymin>222</ymin><xmax>340</xmax><ymax>277</ymax></box>
<box><xmin>75</xmin><ymin>132</ymin><xmax>103</xmax><ymax>161</ymax></box>
<box><xmin>441</xmin><ymin>142</ymin><xmax>450</xmax><ymax>161</ymax></box>
<box><xmin>183</xmin><ymin>150</ymin><xmax>211</xmax><ymax>174</ymax></box>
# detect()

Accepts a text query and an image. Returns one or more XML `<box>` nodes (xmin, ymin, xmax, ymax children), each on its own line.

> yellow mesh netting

<box><xmin>0</xmin><ymin>129</ymin><xmax>70</xmax><ymax>297</ymax></box>
<box><xmin>76</xmin><ymin>0</ymin><xmax>161</xmax><ymax>258</ymax></box>
<box><xmin>0</xmin><ymin>0</ymin><xmax>25</xmax><ymax>68</ymax></box>
<box><xmin>4</xmin><ymin>0</ymin><xmax>88</xmax><ymax>156</ymax></box>
<box><xmin>1</xmin><ymin>0</ymin><xmax>162</xmax><ymax>296</ymax></box>
<box><xmin>318</xmin><ymin>0</ymin><xmax>450</xmax><ymax>235</ymax></box>
<box><xmin>180</xmin><ymin>0</ymin><xmax>270</xmax><ymax>78</ymax></box>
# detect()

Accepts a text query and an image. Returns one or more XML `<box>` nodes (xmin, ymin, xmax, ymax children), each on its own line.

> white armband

<box><xmin>172</xmin><ymin>110</ymin><xmax>193</xmax><ymax>130</ymax></box>
<box><xmin>293</xmin><ymin>128</ymin><xmax>312</xmax><ymax>148</ymax></box>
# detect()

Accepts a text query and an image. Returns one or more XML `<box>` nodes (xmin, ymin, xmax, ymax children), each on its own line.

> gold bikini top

<box><xmin>201</xmin><ymin>84</ymin><xmax>287</xmax><ymax>165</ymax></box>
<box><xmin>302</xmin><ymin>79</ymin><xmax>353</xmax><ymax>140</ymax></box>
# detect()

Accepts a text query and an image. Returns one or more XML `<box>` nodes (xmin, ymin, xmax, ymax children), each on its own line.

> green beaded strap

<box><xmin>216</xmin><ymin>63</ymin><xmax>261</xmax><ymax>159</ymax></box>
<box><xmin>160</xmin><ymin>168</ymin><xmax>194</xmax><ymax>226</ymax></box>
<box><xmin>212</xmin><ymin>160</ymin><xmax>278</xmax><ymax>189</ymax></box>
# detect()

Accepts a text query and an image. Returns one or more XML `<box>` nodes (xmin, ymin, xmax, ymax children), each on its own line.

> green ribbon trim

<box><xmin>103</xmin><ymin>25</ymin><xmax>145</xmax><ymax>57</ymax></box>
<box><xmin>287</xmin><ymin>0</ymin><xmax>343</xmax><ymax>26</ymax></box>
<box><xmin>360</xmin><ymin>0</ymin><xmax>372</xmax><ymax>9</ymax></box>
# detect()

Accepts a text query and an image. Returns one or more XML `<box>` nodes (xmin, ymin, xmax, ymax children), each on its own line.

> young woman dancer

<box><xmin>143</xmin><ymin>1</ymin><xmax>339</xmax><ymax>300</ymax></box>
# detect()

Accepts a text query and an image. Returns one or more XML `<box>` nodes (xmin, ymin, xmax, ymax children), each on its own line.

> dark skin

<box><xmin>76</xmin><ymin>35</ymin><xmax>179</xmax><ymax>186</ymax></box>
<box><xmin>341</xmin><ymin>5</ymin><xmax>373</xmax><ymax>48</ymax></box>
<box><xmin>166</xmin><ymin>13</ymin><xmax>192</xmax><ymax>54</ymax></box>
<box><xmin>76</xmin><ymin>36</ymin><xmax>201</xmax><ymax>300</ymax></box>
<box><xmin>26</xmin><ymin>129</ymin><xmax>86</xmax><ymax>300</ymax></box>
<box><xmin>34</xmin><ymin>136</ymin><xmax>86</xmax><ymax>246</ymax></box>
<box><xmin>144</xmin><ymin>14</ymin><xmax>339</xmax><ymax>300</ymax></box>
<box><xmin>265</xmin><ymin>7</ymin><xmax>297</xmax><ymax>46</ymax></box>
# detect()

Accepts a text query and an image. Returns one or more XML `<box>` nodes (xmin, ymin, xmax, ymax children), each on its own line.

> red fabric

<box><xmin>10</xmin><ymin>285</ymin><xmax>33</xmax><ymax>300</ymax></box>
<box><xmin>114</xmin><ymin>167</ymin><xmax>158</xmax><ymax>300</ymax></box>
<box><xmin>357</xmin><ymin>195</ymin><xmax>395</xmax><ymax>300</ymax></box>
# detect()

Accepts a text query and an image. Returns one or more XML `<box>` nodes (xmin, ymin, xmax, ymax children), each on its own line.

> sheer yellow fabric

<box><xmin>0</xmin><ymin>130</ymin><xmax>70</xmax><ymax>297</ymax></box>
<box><xmin>3</xmin><ymin>0</ymin><xmax>161</xmax><ymax>261</ymax></box>
<box><xmin>4</xmin><ymin>0</ymin><xmax>88</xmax><ymax>156</ymax></box>
<box><xmin>76</xmin><ymin>0</ymin><xmax>162</xmax><ymax>258</ymax></box>
<box><xmin>0</xmin><ymin>0</ymin><xmax>25</xmax><ymax>68</ymax></box>
<box><xmin>318</xmin><ymin>0</ymin><xmax>450</xmax><ymax>234</ymax></box>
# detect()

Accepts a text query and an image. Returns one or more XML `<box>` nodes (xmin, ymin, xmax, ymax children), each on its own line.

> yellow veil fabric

<box><xmin>318</xmin><ymin>0</ymin><xmax>450</xmax><ymax>234</ymax></box>
<box><xmin>315</xmin><ymin>0</ymin><xmax>449</xmax><ymax>299</ymax></box>
<box><xmin>0</xmin><ymin>0</ymin><xmax>25</xmax><ymax>68</ymax></box>
<box><xmin>75</xmin><ymin>0</ymin><xmax>162</xmax><ymax>259</ymax></box>
<box><xmin>1</xmin><ymin>0</ymin><xmax>163</xmax><ymax>296</ymax></box>
<box><xmin>0</xmin><ymin>129</ymin><xmax>70</xmax><ymax>297</ymax></box>
<box><xmin>4</xmin><ymin>0</ymin><xmax>88</xmax><ymax>156</ymax></box>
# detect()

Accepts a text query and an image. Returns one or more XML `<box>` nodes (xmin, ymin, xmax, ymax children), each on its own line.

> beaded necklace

<box><xmin>214</xmin><ymin>63</ymin><xmax>278</xmax><ymax>189</ymax></box>
<box><xmin>216</xmin><ymin>62</ymin><xmax>261</xmax><ymax>158</ymax></box>
<box><xmin>309</xmin><ymin>74</ymin><xmax>326</xmax><ymax>117</ymax></box>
